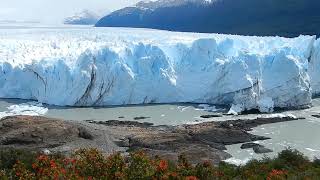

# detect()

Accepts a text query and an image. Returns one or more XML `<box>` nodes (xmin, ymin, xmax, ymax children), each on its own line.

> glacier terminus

<box><xmin>0</xmin><ymin>27</ymin><xmax>319</xmax><ymax>114</ymax></box>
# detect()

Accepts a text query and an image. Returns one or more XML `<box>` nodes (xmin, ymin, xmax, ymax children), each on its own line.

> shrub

<box><xmin>217</xmin><ymin>161</ymin><xmax>238</xmax><ymax>178</ymax></box>
<box><xmin>273</xmin><ymin>148</ymin><xmax>310</xmax><ymax>171</ymax></box>
<box><xmin>177</xmin><ymin>154</ymin><xmax>194</xmax><ymax>177</ymax></box>
<box><xmin>125</xmin><ymin>151</ymin><xmax>155</xmax><ymax>179</ymax></box>
<box><xmin>72</xmin><ymin>148</ymin><xmax>108</xmax><ymax>178</ymax></box>
<box><xmin>13</xmin><ymin>161</ymin><xmax>35</xmax><ymax>179</ymax></box>
<box><xmin>195</xmin><ymin>161</ymin><xmax>216</xmax><ymax>180</ymax></box>
<box><xmin>105</xmin><ymin>152</ymin><xmax>126</xmax><ymax>179</ymax></box>
<box><xmin>0</xmin><ymin>148</ymin><xmax>36</xmax><ymax>170</ymax></box>
<box><xmin>0</xmin><ymin>148</ymin><xmax>320</xmax><ymax>179</ymax></box>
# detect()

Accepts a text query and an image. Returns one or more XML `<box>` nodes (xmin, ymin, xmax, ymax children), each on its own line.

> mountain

<box><xmin>64</xmin><ymin>10</ymin><xmax>99</xmax><ymax>25</ymax></box>
<box><xmin>95</xmin><ymin>0</ymin><xmax>320</xmax><ymax>37</ymax></box>
<box><xmin>134</xmin><ymin>0</ymin><xmax>212</xmax><ymax>9</ymax></box>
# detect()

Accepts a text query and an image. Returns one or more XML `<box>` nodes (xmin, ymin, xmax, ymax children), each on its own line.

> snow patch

<box><xmin>64</xmin><ymin>10</ymin><xmax>99</xmax><ymax>25</ymax></box>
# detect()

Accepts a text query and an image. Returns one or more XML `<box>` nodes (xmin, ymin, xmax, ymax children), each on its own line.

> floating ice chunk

<box><xmin>223</xmin><ymin>157</ymin><xmax>251</xmax><ymax>166</ymax></box>
<box><xmin>177</xmin><ymin>106</ymin><xmax>190</xmax><ymax>112</ymax></box>
<box><xmin>0</xmin><ymin>102</ymin><xmax>48</xmax><ymax>119</ymax></box>
<box><xmin>305</xmin><ymin>148</ymin><xmax>320</xmax><ymax>152</ymax></box>
<box><xmin>265</xmin><ymin>113</ymin><xmax>287</xmax><ymax>118</ymax></box>
<box><xmin>287</xmin><ymin>114</ymin><xmax>297</xmax><ymax>119</ymax></box>
<box><xmin>265</xmin><ymin>113</ymin><xmax>297</xmax><ymax>119</ymax></box>
<box><xmin>196</xmin><ymin>104</ymin><xmax>218</xmax><ymax>112</ymax></box>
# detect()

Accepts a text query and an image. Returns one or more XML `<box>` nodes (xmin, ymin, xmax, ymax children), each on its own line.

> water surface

<box><xmin>0</xmin><ymin>99</ymin><xmax>222</xmax><ymax>126</ymax></box>
<box><xmin>225</xmin><ymin>98</ymin><xmax>320</xmax><ymax>165</ymax></box>
<box><xmin>2</xmin><ymin>98</ymin><xmax>320</xmax><ymax>164</ymax></box>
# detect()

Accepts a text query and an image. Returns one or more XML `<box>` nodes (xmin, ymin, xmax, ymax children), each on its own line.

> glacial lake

<box><xmin>225</xmin><ymin>98</ymin><xmax>320</xmax><ymax>165</ymax></box>
<box><xmin>1</xmin><ymin>98</ymin><xmax>320</xmax><ymax>164</ymax></box>
<box><xmin>0</xmin><ymin>98</ymin><xmax>225</xmax><ymax>126</ymax></box>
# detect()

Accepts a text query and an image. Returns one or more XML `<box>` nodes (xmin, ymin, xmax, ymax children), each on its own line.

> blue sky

<box><xmin>0</xmin><ymin>0</ymin><xmax>141</xmax><ymax>24</ymax></box>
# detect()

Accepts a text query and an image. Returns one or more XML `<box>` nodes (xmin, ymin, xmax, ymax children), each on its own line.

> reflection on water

<box><xmin>0</xmin><ymin>98</ymin><xmax>224</xmax><ymax>126</ymax></box>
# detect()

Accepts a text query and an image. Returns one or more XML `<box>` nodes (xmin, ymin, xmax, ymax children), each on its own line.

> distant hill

<box><xmin>64</xmin><ymin>10</ymin><xmax>99</xmax><ymax>25</ymax></box>
<box><xmin>95</xmin><ymin>0</ymin><xmax>320</xmax><ymax>37</ymax></box>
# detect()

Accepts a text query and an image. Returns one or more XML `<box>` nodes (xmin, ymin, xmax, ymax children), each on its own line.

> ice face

<box><xmin>310</xmin><ymin>38</ymin><xmax>320</xmax><ymax>96</ymax></box>
<box><xmin>0</xmin><ymin>27</ymin><xmax>317</xmax><ymax>112</ymax></box>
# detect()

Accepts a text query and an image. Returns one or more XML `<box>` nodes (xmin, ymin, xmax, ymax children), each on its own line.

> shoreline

<box><xmin>0</xmin><ymin>114</ymin><xmax>302</xmax><ymax>165</ymax></box>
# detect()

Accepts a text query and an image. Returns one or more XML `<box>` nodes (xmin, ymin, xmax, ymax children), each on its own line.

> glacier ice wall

<box><xmin>310</xmin><ymin>38</ymin><xmax>320</xmax><ymax>96</ymax></box>
<box><xmin>0</xmin><ymin>28</ymin><xmax>318</xmax><ymax>112</ymax></box>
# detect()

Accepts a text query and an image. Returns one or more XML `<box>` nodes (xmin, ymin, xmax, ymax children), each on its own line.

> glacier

<box><xmin>0</xmin><ymin>27</ymin><xmax>318</xmax><ymax>113</ymax></box>
<box><xmin>310</xmin><ymin>38</ymin><xmax>320</xmax><ymax>96</ymax></box>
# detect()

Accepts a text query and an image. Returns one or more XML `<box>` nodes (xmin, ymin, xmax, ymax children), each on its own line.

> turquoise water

<box><xmin>2</xmin><ymin>98</ymin><xmax>320</xmax><ymax>164</ymax></box>
<box><xmin>225</xmin><ymin>99</ymin><xmax>320</xmax><ymax>165</ymax></box>
<box><xmin>0</xmin><ymin>99</ymin><xmax>224</xmax><ymax>126</ymax></box>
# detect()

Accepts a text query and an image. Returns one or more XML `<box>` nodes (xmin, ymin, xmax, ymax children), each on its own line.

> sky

<box><xmin>0</xmin><ymin>0</ymin><xmax>142</xmax><ymax>24</ymax></box>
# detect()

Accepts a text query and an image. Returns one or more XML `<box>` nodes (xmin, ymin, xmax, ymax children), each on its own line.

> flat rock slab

<box><xmin>241</xmin><ymin>143</ymin><xmax>273</xmax><ymax>154</ymax></box>
<box><xmin>86</xmin><ymin>120</ymin><xmax>154</xmax><ymax>128</ymax></box>
<box><xmin>241</xmin><ymin>143</ymin><xmax>261</xmax><ymax>149</ymax></box>
<box><xmin>312</xmin><ymin>114</ymin><xmax>320</xmax><ymax>118</ymax></box>
<box><xmin>253</xmin><ymin>146</ymin><xmax>273</xmax><ymax>154</ymax></box>
<box><xmin>0</xmin><ymin>116</ymin><xmax>94</xmax><ymax>150</ymax></box>
<box><xmin>217</xmin><ymin>116</ymin><xmax>299</xmax><ymax>130</ymax></box>
<box><xmin>0</xmin><ymin>115</ymin><xmax>297</xmax><ymax>165</ymax></box>
<box><xmin>189</xmin><ymin>128</ymin><xmax>269</xmax><ymax>145</ymax></box>
<box><xmin>133</xmin><ymin>117</ymin><xmax>151</xmax><ymax>120</ymax></box>
<box><xmin>141</xmin><ymin>144</ymin><xmax>231</xmax><ymax>165</ymax></box>
<box><xmin>200</xmin><ymin>114</ymin><xmax>223</xmax><ymax>118</ymax></box>
<box><xmin>103</xmin><ymin>116</ymin><xmax>296</xmax><ymax>164</ymax></box>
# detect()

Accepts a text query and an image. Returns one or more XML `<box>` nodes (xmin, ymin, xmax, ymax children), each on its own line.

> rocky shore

<box><xmin>0</xmin><ymin>114</ymin><xmax>302</xmax><ymax>165</ymax></box>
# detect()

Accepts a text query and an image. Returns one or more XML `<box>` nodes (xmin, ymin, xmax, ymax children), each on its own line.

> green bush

<box><xmin>105</xmin><ymin>152</ymin><xmax>126</xmax><ymax>179</ymax></box>
<box><xmin>275</xmin><ymin>148</ymin><xmax>310</xmax><ymax>171</ymax></box>
<box><xmin>0</xmin><ymin>148</ymin><xmax>319</xmax><ymax>179</ymax></box>
<box><xmin>125</xmin><ymin>151</ymin><xmax>155</xmax><ymax>179</ymax></box>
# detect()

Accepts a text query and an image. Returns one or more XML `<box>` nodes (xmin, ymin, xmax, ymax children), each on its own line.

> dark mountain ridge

<box><xmin>95</xmin><ymin>0</ymin><xmax>320</xmax><ymax>37</ymax></box>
